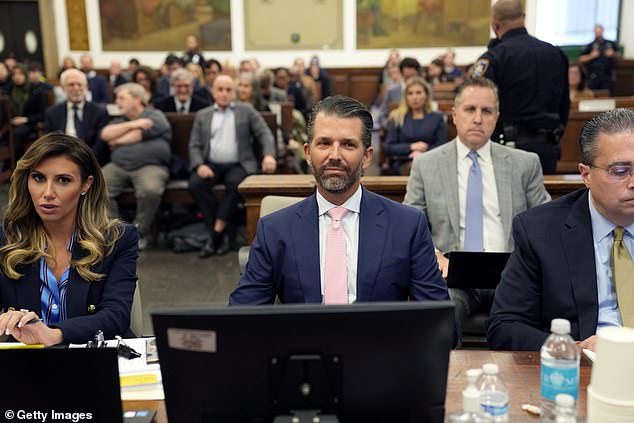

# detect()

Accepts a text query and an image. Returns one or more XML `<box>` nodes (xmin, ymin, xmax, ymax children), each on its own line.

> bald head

<box><xmin>212</xmin><ymin>74</ymin><xmax>235</xmax><ymax>109</ymax></box>
<box><xmin>491</xmin><ymin>0</ymin><xmax>524</xmax><ymax>37</ymax></box>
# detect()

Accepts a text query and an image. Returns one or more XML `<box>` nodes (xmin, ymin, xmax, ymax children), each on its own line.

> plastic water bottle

<box><xmin>477</xmin><ymin>363</ymin><xmax>509</xmax><ymax>422</ymax></box>
<box><xmin>448</xmin><ymin>369</ymin><xmax>493</xmax><ymax>422</ymax></box>
<box><xmin>540</xmin><ymin>319</ymin><xmax>580</xmax><ymax>421</ymax></box>
<box><xmin>554</xmin><ymin>394</ymin><xmax>578</xmax><ymax>423</ymax></box>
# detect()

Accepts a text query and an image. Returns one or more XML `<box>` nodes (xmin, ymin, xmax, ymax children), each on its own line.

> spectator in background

<box><xmin>186</xmin><ymin>62</ymin><xmax>205</xmax><ymax>89</ymax></box>
<box><xmin>306</xmin><ymin>55</ymin><xmax>331</xmax><ymax>99</ymax></box>
<box><xmin>27</xmin><ymin>62</ymin><xmax>54</xmax><ymax>103</ymax></box>
<box><xmin>153</xmin><ymin>68</ymin><xmax>209</xmax><ymax>114</ymax></box>
<box><xmin>221</xmin><ymin>60</ymin><xmax>238</xmax><ymax>79</ymax></box>
<box><xmin>379</xmin><ymin>49</ymin><xmax>401</xmax><ymax>86</ymax></box>
<box><xmin>79</xmin><ymin>54</ymin><xmax>108</xmax><ymax>104</ymax></box>
<box><xmin>292</xmin><ymin>59</ymin><xmax>317</xmax><ymax>114</ymax></box>
<box><xmin>122</xmin><ymin>58</ymin><xmax>140</xmax><ymax>82</ymax></box>
<box><xmin>188</xmin><ymin>75</ymin><xmax>276</xmax><ymax>257</ymax></box>
<box><xmin>156</xmin><ymin>54</ymin><xmax>183</xmax><ymax>100</ymax></box>
<box><xmin>378</xmin><ymin>57</ymin><xmax>424</xmax><ymax>129</ymax></box>
<box><xmin>385</xmin><ymin>76</ymin><xmax>447</xmax><ymax>175</ymax></box>
<box><xmin>8</xmin><ymin>64</ymin><xmax>48</xmax><ymax>157</ymax></box>
<box><xmin>236</xmin><ymin>73</ymin><xmax>269</xmax><ymax>112</ymax></box>
<box><xmin>257</xmin><ymin>68</ymin><xmax>287</xmax><ymax>103</ymax></box>
<box><xmin>182</xmin><ymin>34</ymin><xmax>205</xmax><ymax>66</ymax></box>
<box><xmin>3</xmin><ymin>53</ymin><xmax>16</xmax><ymax>75</ymax></box>
<box><xmin>198</xmin><ymin>58</ymin><xmax>222</xmax><ymax>104</ymax></box>
<box><xmin>442</xmin><ymin>49</ymin><xmax>465</xmax><ymax>82</ymax></box>
<box><xmin>426</xmin><ymin>58</ymin><xmax>447</xmax><ymax>85</ymax></box>
<box><xmin>44</xmin><ymin>68</ymin><xmax>111</xmax><ymax>166</ymax></box>
<box><xmin>58</xmin><ymin>56</ymin><xmax>77</xmax><ymax>79</ymax></box>
<box><xmin>579</xmin><ymin>24</ymin><xmax>619</xmax><ymax>93</ymax></box>
<box><xmin>569</xmin><ymin>63</ymin><xmax>594</xmax><ymax>101</ymax></box>
<box><xmin>239</xmin><ymin>59</ymin><xmax>254</xmax><ymax>75</ymax></box>
<box><xmin>107</xmin><ymin>60</ymin><xmax>127</xmax><ymax>91</ymax></box>
<box><xmin>132</xmin><ymin>66</ymin><xmax>159</xmax><ymax>105</ymax></box>
<box><xmin>275</xmin><ymin>67</ymin><xmax>306</xmax><ymax>114</ymax></box>
<box><xmin>101</xmin><ymin>83</ymin><xmax>172</xmax><ymax>250</ymax></box>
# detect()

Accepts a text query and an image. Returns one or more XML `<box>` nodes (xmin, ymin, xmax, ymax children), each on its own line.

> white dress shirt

<box><xmin>174</xmin><ymin>98</ymin><xmax>191</xmax><ymax>113</ymax></box>
<box><xmin>316</xmin><ymin>185</ymin><xmax>362</xmax><ymax>304</ymax></box>
<box><xmin>456</xmin><ymin>139</ymin><xmax>507</xmax><ymax>252</ymax></box>
<box><xmin>208</xmin><ymin>103</ymin><xmax>239</xmax><ymax>163</ymax></box>
<box><xmin>65</xmin><ymin>101</ymin><xmax>85</xmax><ymax>137</ymax></box>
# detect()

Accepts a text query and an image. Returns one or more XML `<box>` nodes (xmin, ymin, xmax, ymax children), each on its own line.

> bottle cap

<box><xmin>551</xmin><ymin>318</ymin><xmax>571</xmax><ymax>335</ymax></box>
<box><xmin>464</xmin><ymin>368</ymin><xmax>483</xmax><ymax>413</ymax></box>
<box><xmin>555</xmin><ymin>393</ymin><xmax>575</xmax><ymax>408</ymax></box>
<box><xmin>482</xmin><ymin>363</ymin><xmax>499</xmax><ymax>375</ymax></box>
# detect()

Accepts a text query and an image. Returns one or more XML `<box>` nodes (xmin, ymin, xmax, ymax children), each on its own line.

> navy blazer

<box><xmin>44</xmin><ymin>101</ymin><xmax>111</xmax><ymax>165</ymax></box>
<box><xmin>0</xmin><ymin>224</ymin><xmax>139</xmax><ymax>344</ymax></box>
<box><xmin>87</xmin><ymin>75</ymin><xmax>109</xmax><ymax>104</ymax></box>
<box><xmin>153</xmin><ymin>95</ymin><xmax>210</xmax><ymax>114</ymax></box>
<box><xmin>487</xmin><ymin>189</ymin><xmax>599</xmax><ymax>350</ymax></box>
<box><xmin>229</xmin><ymin>187</ymin><xmax>449</xmax><ymax>304</ymax></box>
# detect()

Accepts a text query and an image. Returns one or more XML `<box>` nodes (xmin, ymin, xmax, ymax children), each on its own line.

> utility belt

<box><xmin>498</xmin><ymin>123</ymin><xmax>563</xmax><ymax>148</ymax></box>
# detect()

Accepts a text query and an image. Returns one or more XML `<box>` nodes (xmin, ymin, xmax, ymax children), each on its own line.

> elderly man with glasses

<box><xmin>488</xmin><ymin>108</ymin><xmax>634</xmax><ymax>352</ymax></box>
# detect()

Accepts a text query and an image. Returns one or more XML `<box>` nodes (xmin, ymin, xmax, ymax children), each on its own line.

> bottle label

<box><xmin>541</xmin><ymin>363</ymin><xmax>579</xmax><ymax>400</ymax></box>
<box><xmin>481</xmin><ymin>403</ymin><xmax>509</xmax><ymax>416</ymax></box>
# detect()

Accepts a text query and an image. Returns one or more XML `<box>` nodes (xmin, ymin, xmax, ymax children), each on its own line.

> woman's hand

<box><xmin>410</xmin><ymin>141</ymin><xmax>429</xmax><ymax>153</ymax></box>
<box><xmin>0</xmin><ymin>309</ymin><xmax>63</xmax><ymax>346</ymax></box>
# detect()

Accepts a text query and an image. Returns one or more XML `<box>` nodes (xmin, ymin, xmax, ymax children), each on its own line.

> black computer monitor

<box><xmin>2</xmin><ymin>348</ymin><xmax>123</xmax><ymax>422</ymax></box>
<box><xmin>153</xmin><ymin>301</ymin><xmax>455</xmax><ymax>423</ymax></box>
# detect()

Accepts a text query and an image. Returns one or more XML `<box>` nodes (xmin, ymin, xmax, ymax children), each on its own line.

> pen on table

<box><xmin>25</xmin><ymin>317</ymin><xmax>41</xmax><ymax>325</ymax></box>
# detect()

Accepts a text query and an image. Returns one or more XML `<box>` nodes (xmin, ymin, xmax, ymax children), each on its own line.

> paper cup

<box><xmin>590</xmin><ymin>326</ymin><xmax>634</xmax><ymax>402</ymax></box>
<box><xmin>588</xmin><ymin>385</ymin><xmax>634</xmax><ymax>422</ymax></box>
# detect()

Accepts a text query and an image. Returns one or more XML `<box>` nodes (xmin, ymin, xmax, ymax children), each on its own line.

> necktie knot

<box><xmin>468</xmin><ymin>150</ymin><xmax>479</xmax><ymax>165</ymax></box>
<box><xmin>327</xmin><ymin>207</ymin><xmax>348</xmax><ymax>229</ymax></box>
<box><xmin>614</xmin><ymin>227</ymin><xmax>626</xmax><ymax>242</ymax></box>
<box><xmin>72</xmin><ymin>105</ymin><xmax>79</xmax><ymax>112</ymax></box>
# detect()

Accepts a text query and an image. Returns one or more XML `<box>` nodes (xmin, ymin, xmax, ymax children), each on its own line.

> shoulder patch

<box><xmin>473</xmin><ymin>59</ymin><xmax>490</xmax><ymax>77</ymax></box>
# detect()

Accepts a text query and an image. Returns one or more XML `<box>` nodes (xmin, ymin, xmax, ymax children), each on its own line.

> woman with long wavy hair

<box><xmin>385</xmin><ymin>76</ymin><xmax>447</xmax><ymax>175</ymax></box>
<box><xmin>0</xmin><ymin>133</ymin><xmax>139</xmax><ymax>345</ymax></box>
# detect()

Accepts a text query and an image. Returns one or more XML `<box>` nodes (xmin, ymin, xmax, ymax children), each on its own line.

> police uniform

<box><xmin>581</xmin><ymin>37</ymin><xmax>618</xmax><ymax>91</ymax></box>
<box><xmin>474</xmin><ymin>27</ymin><xmax>570</xmax><ymax>174</ymax></box>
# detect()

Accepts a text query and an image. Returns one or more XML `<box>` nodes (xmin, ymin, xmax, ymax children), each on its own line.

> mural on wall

<box><xmin>99</xmin><ymin>0</ymin><xmax>231</xmax><ymax>51</ymax></box>
<box><xmin>357</xmin><ymin>0</ymin><xmax>492</xmax><ymax>48</ymax></box>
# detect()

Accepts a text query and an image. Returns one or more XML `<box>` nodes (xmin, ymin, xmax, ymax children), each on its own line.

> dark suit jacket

<box><xmin>0</xmin><ymin>224</ymin><xmax>139</xmax><ymax>344</ymax></box>
<box><xmin>153</xmin><ymin>95</ymin><xmax>210</xmax><ymax>114</ymax></box>
<box><xmin>87</xmin><ymin>75</ymin><xmax>109</xmax><ymax>104</ymax></box>
<box><xmin>189</xmin><ymin>102</ymin><xmax>275</xmax><ymax>174</ymax></box>
<box><xmin>487</xmin><ymin>189</ymin><xmax>599</xmax><ymax>350</ymax></box>
<box><xmin>44</xmin><ymin>102</ymin><xmax>111</xmax><ymax>165</ymax></box>
<box><xmin>229</xmin><ymin>187</ymin><xmax>449</xmax><ymax>304</ymax></box>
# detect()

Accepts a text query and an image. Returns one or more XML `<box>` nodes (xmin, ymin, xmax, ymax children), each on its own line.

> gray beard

<box><xmin>312</xmin><ymin>160</ymin><xmax>364</xmax><ymax>194</ymax></box>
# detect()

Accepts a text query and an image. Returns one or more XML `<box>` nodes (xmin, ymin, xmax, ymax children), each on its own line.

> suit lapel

<box><xmin>357</xmin><ymin>188</ymin><xmax>388</xmax><ymax>301</ymax></box>
<box><xmin>439</xmin><ymin>141</ymin><xmax>460</xmax><ymax>239</ymax></box>
<box><xmin>561</xmin><ymin>191</ymin><xmax>598</xmax><ymax>339</ymax></box>
<box><xmin>64</xmin><ymin>242</ymin><xmax>90</xmax><ymax>318</ymax></box>
<box><xmin>491</xmin><ymin>143</ymin><xmax>513</xmax><ymax>246</ymax></box>
<box><xmin>291</xmin><ymin>195</ymin><xmax>322</xmax><ymax>303</ymax></box>
<box><xmin>15</xmin><ymin>264</ymin><xmax>43</xmax><ymax>313</ymax></box>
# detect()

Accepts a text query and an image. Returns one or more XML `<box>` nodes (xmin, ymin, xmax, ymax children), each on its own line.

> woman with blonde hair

<box><xmin>385</xmin><ymin>76</ymin><xmax>447</xmax><ymax>175</ymax></box>
<box><xmin>0</xmin><ymin>133</ymin><xmax>139</xmax><ymax>346</ymax></box>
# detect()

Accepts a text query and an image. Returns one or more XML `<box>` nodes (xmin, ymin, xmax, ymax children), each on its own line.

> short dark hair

<box><xmin>454</xmin><ymin>77</ymin><xmax>500</xmax><ymax>111</ymax></box>
<box><xmin>164</xmin><ymin>54</ymin><xmax>182</xmax><ymax>67</ymax></box>
<box><xmin>399</xmin><ymin>57</ymin><xmax>421</xmax><ymax>75</ymax></box>
<box><xmin>129</xmin><ymin>58</ymin><xmax>140</xmax><ymax>67</ymax></box>
<box><xmin>307</xmin><ymin>95</ymin><xmax>373</xmax><ymax>150</ymax></box>
<box><xmin>204</xmin><ymin>58</ymin><xmax>222</xmax><ymax>71</ymax></box>
<box><xmin>580</xmin><ymin>108</ymin><xmax>634</xmax><ymax>164</ymax></box>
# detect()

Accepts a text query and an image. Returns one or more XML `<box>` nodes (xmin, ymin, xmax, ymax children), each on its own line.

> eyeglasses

<box><xmin>588</xmin><ymin>163</ymin><xmax>634</xmax><ymax>180</ymax></box>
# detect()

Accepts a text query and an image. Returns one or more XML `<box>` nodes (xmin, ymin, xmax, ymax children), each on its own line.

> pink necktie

<box><xmin>324</xmin><ymin>207</ymin><xmax>349</xmax><ymax>304</ymax></box>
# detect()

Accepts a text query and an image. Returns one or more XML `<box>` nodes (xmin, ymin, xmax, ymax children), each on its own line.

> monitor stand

<box><xmin>270</xmin><ymin>354</ymin><xmax>342</xmax><ymax>421</ymax></box>
<box><xmin>273</xmin><ymin>410</ymin><xmax>339</xmax><ymax>423</ymax></box>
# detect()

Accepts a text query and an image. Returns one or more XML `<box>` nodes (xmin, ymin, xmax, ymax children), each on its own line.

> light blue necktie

<box><xmin>464</xmin><ymin>151</ymin><xmax>484</xmax><ymax>251</ymax></box>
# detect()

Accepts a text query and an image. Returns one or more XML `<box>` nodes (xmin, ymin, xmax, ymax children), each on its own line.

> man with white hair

<box><xmin>44</xmin><ymin>68</ymin><xmax>111</xmax><ymax>165</ymax></box>
<box><xmin>79</xmin><ymin>53</ymin><xmax>109</xmax><ymax>104</ymax></box>
<box><xmin>101</xmin><ymin>83</ymin><xmax>172</xmax><ymax>250</ymax></box>
<box><xmin>153</xmin><ymin>68</ymin><xmax>210</xmax><ymax>113</ymax></box>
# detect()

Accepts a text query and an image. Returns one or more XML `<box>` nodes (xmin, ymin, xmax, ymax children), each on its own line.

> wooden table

<box><xmin>238</xmin><ymin>174</ymin><xmax>585</xmax><ymax>244</ymax></box>
<box><xmin>123</xmin><ymin>350</ymin><xmax>590</xmax><ymax>422</ymax></box>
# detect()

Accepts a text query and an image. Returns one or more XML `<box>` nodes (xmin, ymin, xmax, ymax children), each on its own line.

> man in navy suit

<box><xmin>80</xmin><ymin>54</ymin><xmax>108</xmax><ymax>104</ymax></box>
<box><xmin>44</xmin><ymin>68</ymin><xmax>111</xmax><ymax>165</ymax></box>
<box><xmin>153</xmin><ymin>68</ymin><xmax>209</xmax><ymax>114</ymax></box>
<box><xmin>488</xmin><ymin>109</ymin><xmax>634</xmax><ymax>351</ymax></box>
<box><xmin>229</xmin><ymin>95</ymin><xmax>449</xmax><ymax>305</ymax></box>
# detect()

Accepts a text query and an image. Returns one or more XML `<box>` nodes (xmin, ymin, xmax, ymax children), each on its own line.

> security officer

<box><xmin>579</xmin><ymin>24</ymin><xmax>619</xmax><ymax>92</ymax></box>
<box><xmin>473</xmin><ymin>0</ymin><xmax>569</xmax><ymax>174</ymax></box>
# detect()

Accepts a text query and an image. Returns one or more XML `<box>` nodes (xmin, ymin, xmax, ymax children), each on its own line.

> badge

<box><xmin>473</xmin><ymin>59</ymin><xmax>490</xmax><ymax>77</ymax></box>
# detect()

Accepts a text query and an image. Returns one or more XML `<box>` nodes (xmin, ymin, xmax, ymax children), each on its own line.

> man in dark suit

<box><xmin>189</xmin><ymin>74</ymin><xmax>277</xmax><ymax>257</ymax></box>
<box><xmin>153</xmin><ymin>68</ymin><xmax>209</xmax><ymax>114</ymax></box>
<box><xmin>488</xmin><ymin>108</ymin><xmax>634</xmax><ymax>351</ymax></box>
<box><xmin>80</xmin><ymin>54</ymin><xmax>109</xmax><ymax>104</ymax></box>
<box><xmin>229</xmin><ymin>95</ymin><xmax>449</xmax><ymax>305</ymax></box>
<box><xmin>44</xmin><ymin>68</ymin><xmax>111</xmax><ymax>165</ymax></box>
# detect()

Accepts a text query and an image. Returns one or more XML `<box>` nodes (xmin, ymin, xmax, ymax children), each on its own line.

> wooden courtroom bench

<box><xmin>238</xmin><ymin>174</ymin><xmax>585</xmax><ymax>244</ymax></box>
